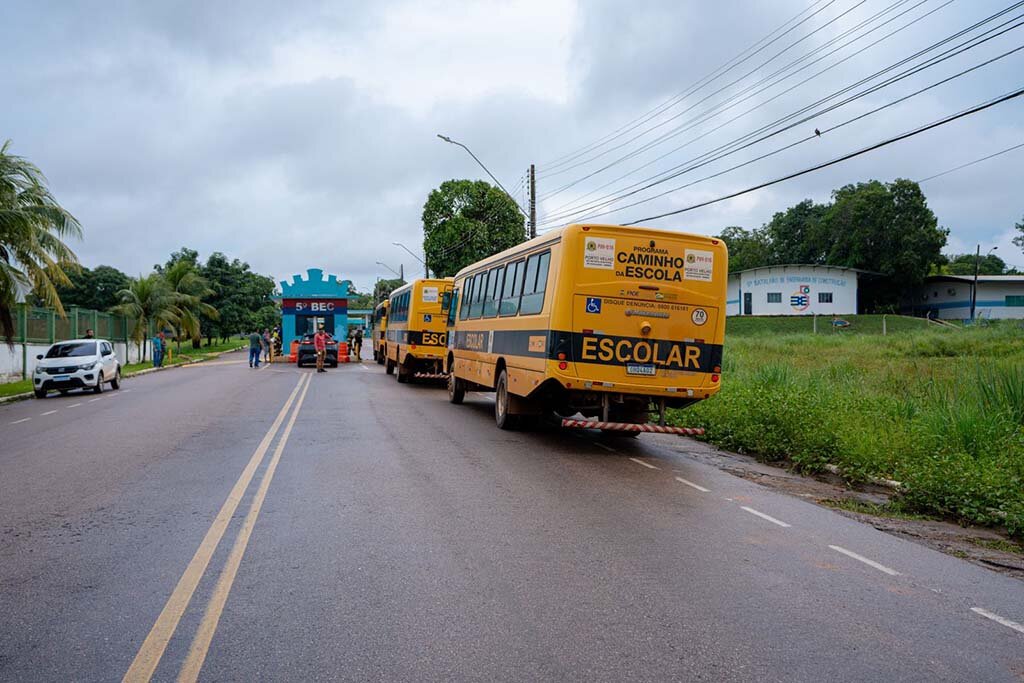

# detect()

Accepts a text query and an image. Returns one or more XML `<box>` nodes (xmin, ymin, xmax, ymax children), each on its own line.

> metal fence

<box><xmin>12</xmin><ymin>304</ymin><xmax>138</xmax><ymax>345</ymax></box>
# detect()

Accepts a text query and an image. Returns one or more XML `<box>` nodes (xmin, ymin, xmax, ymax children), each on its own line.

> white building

<box><xmin>912</xmin><ymin>275</ymin><xmax>1024</xmax><ymax>320</ymax></box>
<box><xmin>727</xmin><ymin>265</ymin><xmax>865</xmax><ymax>317</ymax></box>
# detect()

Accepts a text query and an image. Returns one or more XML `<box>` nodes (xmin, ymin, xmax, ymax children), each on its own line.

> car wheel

<box><xmin>34</xmin><ymin>388</ymin><xmax>47</xmax><ymax>399</ymax></box>
<box><xmin>93</xmin><ymin>374</ymin><xmax>104</xmax><ymax>394</ymax></box>
<box><xmin>494</xmin><ymin>370</ymin><xmax>518</xmax><ymax>430</ymax></box>
<box><xmin>111</xmin><ymin>368</ymin><xmax>121</xmax><ymax>390</ymax></box>
<box><xmin>448</xmin><ymin>373</ymin><xmax>465</xmax><ymax>404</ymax></box>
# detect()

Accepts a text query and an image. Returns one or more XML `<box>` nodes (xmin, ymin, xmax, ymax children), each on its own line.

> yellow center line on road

<box><xmin>122</xmin><ymin>373</ymin><xmax>309</xmax><ymax>683</ymax></box>
<box><xmin>177</xmin><ymin>371</ymin><xmax>313</xmax><ymax>682</ymax></box>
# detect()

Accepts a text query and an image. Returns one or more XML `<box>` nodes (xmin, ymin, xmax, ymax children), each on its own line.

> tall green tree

<box><xmin>163</xmin><ymin>260</ymin><xmax>219</xmax><ymax>351</ymax></box>
<box><xmin>52</xmin><ymin>264</ymin><xmax>131</xmax><ymax>311</ymax></box>
<box><xmin>200</xmin><ymin>253</ymin><xmax>276</xmax><ymax>344</ymax></box>
<box><xmin>374</xmin><ymin>277</ymin><xmax>404</xmax><ymax>303</ymax></box>
<box><xmin>422</xmin><ymin>179</ymin><xmax>525</xmax><ymax>277</ymax></box>
<box><xmin>0</xmin><ymin>140</ymin><xmax>82</xmax><ymax>343</ymax></box>
<box><xmin>821</xmin><ymin>179</ymin><xmax>947</xmax><ymax>309</ymax></box>
<box><xmin>943</xmin><ymin>253</ymin><xmax>1008</xmax><ymax>276</ymax></box>
<box><xmin>111</xmin><ymin>274</ymin><xmax>180</xmax><ymax>361</ymax></box>
<box><xmin>717</xmin><ymin>226</ymin><xmax>771</xmax><ymax>273</ymax></box>
<box><xmin>763</xmin><ymin>199</ymin><xmax>830</xmax><ymax>264</ymax></box>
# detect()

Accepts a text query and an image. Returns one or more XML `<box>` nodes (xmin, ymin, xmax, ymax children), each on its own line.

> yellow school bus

<box><xmin>445</xmin><ymin>224</ymin><xmax>727</xmax><ymax>431</ymax></box>
<box><xmin>373</xmin><ymin>299</ymin><xmax>389</xmax><ymax>364</ymax></box>
<box><xmin>386</xmin><ymin>277</ymin><xmax>454</xmax><ymax>383</ymax></box>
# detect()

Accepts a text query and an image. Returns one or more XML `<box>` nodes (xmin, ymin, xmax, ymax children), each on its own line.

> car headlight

<box><xmin>80</xmin><ymin>361</ymin><xmax>99</xmax><ymax>370</ymax></box>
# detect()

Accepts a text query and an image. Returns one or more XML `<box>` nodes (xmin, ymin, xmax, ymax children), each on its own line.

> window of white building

<box><xmin>819</xmin><ymin>292</ymin><xmax>833</xmax><ymax>303</ymax></box>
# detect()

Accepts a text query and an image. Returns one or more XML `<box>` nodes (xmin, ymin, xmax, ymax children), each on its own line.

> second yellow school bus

<box><xmin>385</xmin><ymin>277</ymin><xmax>454</xmax><ymax>383</ymax></box>
<box><xmin>373</xmin><ymin>299</ymin><xmax>389</xmax><ymax>364</ymax></box>
<box><xmin>445</xmin><ymin>223</ymin><xmax>727</xmax><ymax>430</ymax></box>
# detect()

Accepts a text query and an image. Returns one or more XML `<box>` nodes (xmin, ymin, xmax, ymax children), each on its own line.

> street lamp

<box><xmin>376</xmin><ymin>261</ymin><xmax>403</xmax><ymax>279</ymax></box>
<box><xmin>970</xmin><ymin>244</ymin><xmax>997</xmax><ymax>321</ymax></box>
<box><xmin>393</xmin><ymin>242</ymin><xmax>429</xmax><ymax>278</ymax></box>
<box><xmin>436</xmin><ymin>134</ymin><xmax>529</xmax><ymax>220</ymax></box>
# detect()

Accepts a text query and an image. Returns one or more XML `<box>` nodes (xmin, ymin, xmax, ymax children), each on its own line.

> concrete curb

<box><xmin>0</xmin><ymin>346</ymin><xmax>245</xmax><ymax>405</ymax></box>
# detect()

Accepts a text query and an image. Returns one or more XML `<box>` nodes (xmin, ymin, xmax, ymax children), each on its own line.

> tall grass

<box><xmin>671</xmin><ymin>323</ymin><xmax>1024</xmax><ymax>537</ymax></box>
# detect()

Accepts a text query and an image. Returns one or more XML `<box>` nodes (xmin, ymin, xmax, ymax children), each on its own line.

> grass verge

<box><xmin>670</xmin><ymin>322</ymin><xmax>1024</xmax><ymax>538</ymax></box>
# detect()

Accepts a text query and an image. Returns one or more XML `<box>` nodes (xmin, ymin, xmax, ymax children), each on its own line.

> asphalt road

<box><xmin>1</xmin><ymin>352</ymin><xmax>1023</xmax><ymax>682</ymax></box>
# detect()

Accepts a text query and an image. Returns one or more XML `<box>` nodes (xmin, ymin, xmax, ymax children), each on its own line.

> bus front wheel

<box><xmin>448</xmin><ymin>373</ymin><xmax>465</xmax><ymax>404</ymax></box>
<box><xmin>495</xmin><ymin>370</ymin><xmax>519</xmax><ymax>430</ymax></box>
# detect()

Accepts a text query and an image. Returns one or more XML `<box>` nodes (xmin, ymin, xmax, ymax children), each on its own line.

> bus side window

<box><xmin>470</xmin><ymin>272</ymin><xmax>487</xmax><ymax>319</ymax></box>
<box><xmin>483</xmin><ymin>265</ymin><xmax>503</xmax><ymax>318</ymax></box>
<box><xmin>460</xmin><ymin>277</ymin><xmax>474</xmax><ymax>320</ymax></box>
<box><xmin>520</xmin><ymin>251</ymin><xmax>550</xmax><ymax>315</ymax></box>
<box><xmin>447</xmin><ymin>288</ymin><xmax>459</xmax><ymax>326</ymax></box>
<box><xmin>499</xmin><ymin>260</ymin><xmax>524</xmax><ymax>316</ymax></box>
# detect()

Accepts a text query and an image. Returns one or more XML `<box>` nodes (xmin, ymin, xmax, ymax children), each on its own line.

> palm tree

<box><xmin>112</xmin><ymin>274</ymin><xmax>180</xmax><ymax>362</ymax></box>
<box><xmin>0</xmin><ymin>140</ymin><xmax>82</xmax><ymax>343</ymax></box>
<box><xmin>163</xmin><ymin>260</ymin><xmax>219</xmax><ymax>352</ymax></box>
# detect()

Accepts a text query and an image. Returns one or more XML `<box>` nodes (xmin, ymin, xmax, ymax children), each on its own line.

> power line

<box><xmin>538</xmin><ymin>5</ymin><xmax>1024</xmax><ymax>227</ymax></box>
<box><xmin>541</xmin><ymin>43</ymin><xmax>1024</xmax><ymax>227</ymax></box>
<box><xmin>917</xmin><ymin>140</ymin><xmax>1024</xmax><ymax>182</ymax></box>
<box><xmin>539</xmin><ymin>0</ymin><xmax>872</xmax><ymax>179</ymax></box>
<box><xmin>621</xmin><ymin>85</ymin><xmax>1024</xmax><ymax>225</ymax></box>
<box><xmin>538</xmin><ymin>0</ymin><xmax>837</xmax><ymax>171</ymax></box>
<box><xmin>539</xmin><ymin>0</ymin><xmax>942</xmax><ymax>210</ymax></box>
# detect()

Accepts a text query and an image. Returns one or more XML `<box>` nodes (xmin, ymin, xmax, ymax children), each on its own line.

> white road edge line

<box><xmin>68</xmin><ymin>403</ymin><xmax>82</xmax><ymax>408</ymax></box>
<box><xmin>11</xmin><ymin>417</ymin><xmax>31</xmax><ymax>424</ymax></box>
<box><xmin>41</xmin><ymin>410</ymin><xmax>57</xmax><ymax>416</ymax></box>
<box><xmin>594</xmin><ymin>442</ymin><xmax>616</xmax><ymax>453</ymax></box>
<box><xmin>971</xmin><ymin>607</ymin><xmax>1024</xmax><ymax>635</ymax></box>
<box><xmin>829</xmin><ymin>545</ymin><xmax>900</xmax><ymax>576</ymax></box>
<box><xmin>89</xmin><ymin>398</ymin><xmax>103</xmax><ymax>402</ymax></box>
<box><xmin>675</xmin><ymin>476</ymin><xmax>709</xmax><ymax>492</ymax></box>
<box><xmin>629</xmin><ymin>457</ymin><xmax>658</xmax><ymax>469</ymax></box>
<box><xmin>741</xmin><ymin>506</ymin><xmax>791</xmax><ymax>527</ymax></box>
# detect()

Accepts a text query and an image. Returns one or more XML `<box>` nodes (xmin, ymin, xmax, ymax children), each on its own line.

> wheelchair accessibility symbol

<box><xmin>585</xmin><ymin>297</ymin><xmax>602</xmax><ymax>314</ymax></box>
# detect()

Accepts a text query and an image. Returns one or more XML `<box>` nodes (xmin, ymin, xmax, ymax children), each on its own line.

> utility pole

<box><xmin>529</xmin><ymin>164</ymin><xmax>537</xmax><ymax>240</ymax></box>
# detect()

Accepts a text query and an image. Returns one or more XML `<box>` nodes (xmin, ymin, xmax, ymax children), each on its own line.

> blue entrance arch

<box><xmin>277</xmin><ymin>268</ymin><xmax>352</xmax><ymax>351</ymax></box>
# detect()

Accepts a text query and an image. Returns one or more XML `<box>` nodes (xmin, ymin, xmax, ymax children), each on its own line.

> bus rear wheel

<box><xmin>385</xmin><ymin>357</ymin><xmax>395</xmax><ymax>375</ymax></box>
<box><xmin>495</xmin><ymin>370</ymin><xmax>519</xmax><ymax>430</ymax></box>
<box><xmin>396</xmin><ymin>356</ymin><xmax>410</xmax><ymax>384</ymax></box>
<box><xmin>448</xmin><ymin>373</ymin><xmax>465</xmax><ymax>404</ymax></box>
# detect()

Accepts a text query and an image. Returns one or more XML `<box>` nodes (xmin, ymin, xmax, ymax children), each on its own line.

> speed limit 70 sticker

<box><xmin>691</xmin><ymin>308</ymin><xmax>708</xmax><ymax>326</ymax></box>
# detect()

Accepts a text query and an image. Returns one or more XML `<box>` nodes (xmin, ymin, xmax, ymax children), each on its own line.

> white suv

<box><xmin>33</xmin><ymin>339</ymin><xmax>122</xmax><ymax>399</ymax></box>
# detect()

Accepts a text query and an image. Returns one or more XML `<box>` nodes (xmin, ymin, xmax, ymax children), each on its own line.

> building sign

<box><xmin>584</xmin><ymin>237</ymin><xmax>616</xmax><ymax>269</ymax></box>
<box><xmin>790</xmin><ymin>285</ymin><xmax>810</xmax><ymax>311</ymax></box>
<box><xmin>281</xmin><ymin>298</ymin><xmax>348</xmax><ymax>316</ymax></box>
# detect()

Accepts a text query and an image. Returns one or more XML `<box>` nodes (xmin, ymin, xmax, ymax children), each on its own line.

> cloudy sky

<box><xmin>4</xmin><ymin>0</ymin><xmax>1023</xmax><ymax>292</ymax></box>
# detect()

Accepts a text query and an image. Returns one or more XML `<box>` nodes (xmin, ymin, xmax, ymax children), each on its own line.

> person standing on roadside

<box><xmin>262</xmin><ymin>328</ymin><xmax>272</xmax><ymax>363</ymax></box>
<box><xmin>249</xmin><ymin>329</ymin><xmax>263</xmax><ymax>368</ymax></box>
<box><xmin>152</xmin><ymin>332</ymin><xmax>163</xmax><ymax>368</ymax></box>
<box><xmin>158</xmin><ymin>330</ymin><xmax>167</xmax><ymax>366</ymax></box>
<box><xmin>314</xmin><ymin>324</ymin><xmax>328</xmax><ymax>373</ymax></box>
<box><xmin>84</xmin><ymin>328</ymin><xmax>95</xmax><ymax>339</ymax></box>
<box><xmin>352</xmin><ymin>328</ymin><xmax>363</xmax><ymax>362</ymax></box>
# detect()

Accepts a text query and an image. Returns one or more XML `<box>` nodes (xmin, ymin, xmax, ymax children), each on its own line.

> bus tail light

<box><xmin>713</xmin><ymin>365</ymin><xmax>721</xmax><ymax>373</ymax></box>
<box><xmin>557</xmin><ymin>352</ymin><xmax>566</xmax><ymax>360</ymax></box>
<box><xmin>711</xmin><ymin>374</ymin><xmax>720</xmax><ymax>383</ymax></box>
<box><xmin>411</xmin><ymin>344</ymin><xmax>417</xmax><ymax>350</ymax></box>
<box><xmin>558</xmin><ymin>362</ymin><xmax>568</xmax><ymax>370</ymax></box>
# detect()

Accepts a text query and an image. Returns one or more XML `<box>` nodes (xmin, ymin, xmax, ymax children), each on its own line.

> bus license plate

<box><xmin>626</xmin><ymin>364</ymin><xmax>656</xmax><ymax>376</ymax></box>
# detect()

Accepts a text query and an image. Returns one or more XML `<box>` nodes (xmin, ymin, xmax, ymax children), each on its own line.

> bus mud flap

<box><xmin>560</xmin><ymin>419</ymin><xmax>704</xmax><ymax>436</ymax></box>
